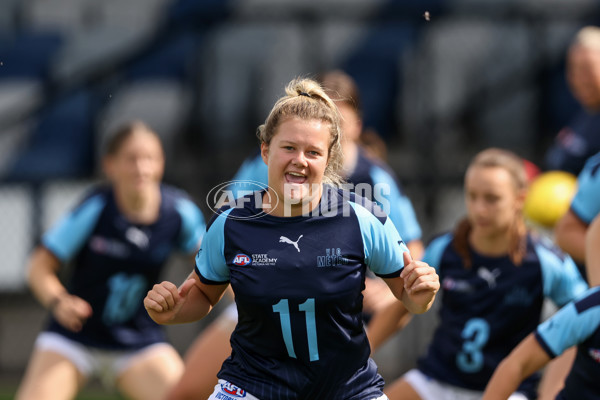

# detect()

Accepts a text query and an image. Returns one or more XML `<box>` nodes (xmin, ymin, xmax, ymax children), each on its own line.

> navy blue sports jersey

<box><xmin>535</xmin><ymin>286</ymin><xmax>600</xmax><ymax>400</ymax></box>
<box><xmin>545</xmin><ymin>111</ymin><xmax>600</xmax><ymax>175</ymax></box>
<box><xmin>196</xmin><ymin>185</ymin><xmax>409</xmax><ymax>400</ymax></box>
<box><xmin>228</xmin><ymin>150</ymin><xmax>422</xmax><ymax>243</ymax></box>
<box><xmin>42</xmin><ymin>184</ymin><xmax>206</xmax><ymax>350</ymax></box>
<box><xmin>417</xmin><ymin>233</ymin><xmax>587</xmax><ymax>397</ymax></box>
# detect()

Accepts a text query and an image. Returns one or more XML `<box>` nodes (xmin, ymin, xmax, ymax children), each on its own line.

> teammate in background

<box><xmin>382</xmin><ymin>148</ymin><xmax>587</xmax><ymax>400</ymax></box>
<box><xmin>550</xmin><ymin>26</ymin><xmax>600</xmax><ymax>282</ymax></box>
<box><xmin>359</xmin><ymin>127</ymin><xmax>389</xmax><ymax>162</ymax></box>
<box><xmin>482</xmin><ymin>215</ymin><xmax>600</xmax><ymax>400</ymax></box>
<box><xmin>15</xmin><ymin>122</ymin><xmax>206</xmax><ymax>400</ymax></box>
<box><xmin>367</xmin><ymin>156</ymin><xmax>544</xmax><ymax>352</ymax></box>
<box><xmin>554</xmin><ymin>152</ymin><xmax>600</xmax><ymax>275</ymax></box>
<box><xmin>169</xmin><ymin>70</ymin><xmax>425</xmax><ymax>400</ymax></box>
<box><xmin>545</xmin><ymin>26</ymin><xmax>600</xmax><ymax>175</ymax></box>
<box><xmin>145</xmin><ymin>77</ymin><xmax>439</xmax><ymax>400</ymax></box>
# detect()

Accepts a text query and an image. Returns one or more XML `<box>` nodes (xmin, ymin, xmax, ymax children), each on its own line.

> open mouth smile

<box><xmin>285</xmin><ymin>171</ymin><xmax>307</xmax><ymax>184</ymax></box>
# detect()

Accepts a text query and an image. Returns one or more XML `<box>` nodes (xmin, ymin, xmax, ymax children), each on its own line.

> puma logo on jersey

<box><xmin>280</xmin><ymin>235</ymin><xmax>303</xmax><ymax>252</ymax></box>
<box><xmin>477</xmin><ymin>266</ymin><xmax>501</xmax><ymax>289</ymax></box>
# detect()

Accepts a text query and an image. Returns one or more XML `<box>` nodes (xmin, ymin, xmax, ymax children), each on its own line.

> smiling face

<box><xmin>464</xmin><ymin>165</ymin><xmax>525</xmax><ymax>239</ymax></box>
<box><xmin>261</xmin><ymin>117</ymin><xmax>331</xmax><ymax>216</ymax></box>
<box><xmin>103</xmin><ymin>130</ymin><xmax>164</xmax><ymax>196</ymax></box>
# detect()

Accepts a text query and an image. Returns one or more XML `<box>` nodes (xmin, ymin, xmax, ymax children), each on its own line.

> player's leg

<box><xmin>167</xmin><ymin>303</ymin><xmax>237</xmax><ymax>400</ymax></box>
<box><xmin>15</xmin><ymin>333</ymin><xmax>88</xmax><ymax>400</ymax></box>
<box><xmin>116</xmin><ymin>343</ymin><xmax>184</xmax><ymax>400</ymax></box>
<box><xmin>386</xmin><ymin>369</ymin><xmax>499</xmax><ymax>400</ymax></box>
<box><xmin>384</xmin><ymin>375</ymin><xmax>423</xmax><ymax>400</ymax></box>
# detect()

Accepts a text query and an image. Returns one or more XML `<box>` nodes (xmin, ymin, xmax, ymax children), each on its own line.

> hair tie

<box><xmin>299</xmin><ymin>92</ymin><xmax>312</xmax><ymax>98</ymax></box>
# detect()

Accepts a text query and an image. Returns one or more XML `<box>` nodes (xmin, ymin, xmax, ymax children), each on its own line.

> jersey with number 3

<box><xmin>196</xmin><ymin>186</ymin><xmax>408</xmax><ymax>400</ymax></box>
<box><xmin>417</xmin><ymin>232</ymin><xmax>587</xmax><ymax>397</ymax></box>
<box><xmin>42</xmin><ymin>184</ymin><xmax>206</xmax><ymax>349</ymax></box>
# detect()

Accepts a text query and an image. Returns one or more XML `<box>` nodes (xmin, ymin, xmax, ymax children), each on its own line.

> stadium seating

<box><xmin>5</xmin><ymin>89</ymin><xmax>95</xmax><ymax>182</ymax></box>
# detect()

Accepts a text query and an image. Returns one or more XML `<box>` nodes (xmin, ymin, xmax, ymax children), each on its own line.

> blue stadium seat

<box><xmin>6</xmin><ymin>89</ymin><xmax>95</xmax><ymax>182</ymax></box>
<box><xmin>380</xmin><ymin>0</ymin><xmax>447</xmax><ymax>18</ymax></box>
<box><xmin>341</xmin><ymin>23</ymin><xmax>418</xmax><ymax>139</ymax></box>
<box><xmin>96</xmin><ymin>79</ymin><xmax>192</xmax><ymax>165</ymax></box>
<box><xmin>0</xmin><ymin>31</ymin><xmax>63</xmax><ymax>79</ymax></box>
<box><xmin>126</xmin><ymin>31</ymin><xmax>204</xmax><ymax>82</ymax></box>
<box><xmin>50</xmin><ymin>26</ymin><xmax>155</xmax><ymax>85</ymax></box>
<box><xmin>166</xmin><ymin>0</ymin><xmax>232</xmax><ymax>28</ymax></box>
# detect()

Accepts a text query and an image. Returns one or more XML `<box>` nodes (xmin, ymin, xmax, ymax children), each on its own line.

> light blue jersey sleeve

<box><xmin>348</xmin><ymin>201</ymin><xmax>408</xmax><ymax>277</ymax></box>
<box><xmin>422</xmin><ymin>233</ymin><xmax>453</xmax><ymax>273</ymax></box>
<box><xmin>195</xmin><ymin>208</ymin><xmax>233</xmax><ymax>284</ymax></box>
<box><xmin>536</xmin><ymin>287</ymin><xmax>600</xmax><ymax>358</ymax></box>
<box><xmin>535</xmin><ymin>239</ymin><xmax>588</xmax><ymax>307</ymax></box>
<box><xmin>369</xmin><ymin>165</ymin><xmax>422</xmax><ymax>242</ymax></box>
<box><xmin>175</xmin><ymin>197</ymin><xmax>206</xmax><ymax>253</ymax></box>
<box><xmin>42</xmin><ymin>194</ymin><xmax>105</xmax><ymax>262</ymax></box>
<box><xmin>228</xmin><ymin>154</ymin><xmax>269</xmax><ymax>199</ymax></box>
<box><xmin>571</xmin><ymin>152</ymin><xmax>600</xmax><ymax>224</ymax></box>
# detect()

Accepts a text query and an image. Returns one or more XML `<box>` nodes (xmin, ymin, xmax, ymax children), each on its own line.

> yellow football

<box><xmin>524</xmin><ymin>170</ymin><xmax>577</xmax><ymax>228</ymax></box>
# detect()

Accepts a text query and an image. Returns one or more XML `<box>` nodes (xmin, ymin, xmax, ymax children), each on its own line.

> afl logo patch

<box><xmin>233</xmin><ymin>254</ymin><xmax>251</xmax><ymax>266</ymax></box>
<box><xmin>220</xmin><ymin>381</ymin><xmax>246</xmax><ymax>397</ymax></box>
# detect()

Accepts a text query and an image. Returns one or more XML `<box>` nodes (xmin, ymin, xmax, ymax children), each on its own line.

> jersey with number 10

<box><xmin>42</xmin><ymin>184</ymin><xmax>206</xmax><ymax>350</ymax></box>
<box><xmin>196</xmin><ymin>186</ymin><xmax>408</xmax><ymax>399</ymax></box>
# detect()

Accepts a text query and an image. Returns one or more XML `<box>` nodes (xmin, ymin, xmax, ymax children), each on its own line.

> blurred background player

<box><xmin>482</xmin><ymin>215</ymin><xmax>600</xmax><ymax>400</ymax></box>
<box><xmin>381</xmin><ymin>148</ymin><xmax>587</xmax><ymax>400</ymax></box>
<box><xmin>554</xmin><ymin>151</ymin><xmax>600</xmax><ymax>279</ymax></box>
<box><xmin>167</xmin><ymin>70</ymin><xmax>425</xmax><ymax>399</ymax></box>
<box><xmin>547</xmin><ymin>26</ymin><xmax>600</xmax><ymax>283</ymax></box>
<box><xmin>15</xmin><ymin>121</ymin><xmax>206</xmax><ymax>400</ymax></box>
<box><xmin>144</xmin><ymin>77</ymin><xmax>439</xmax><ymax>400</ymax></box>
<box><xmin>545</xmin><ymin>26</ymin><xmax>600</xmax><ymax>175</ymax></box>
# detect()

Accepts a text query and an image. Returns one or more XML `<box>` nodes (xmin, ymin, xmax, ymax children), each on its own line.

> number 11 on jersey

<box><xmin>273</xmin><ymin>298</ymin><xmax>319</xmax><ymax>361</ymax></box>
